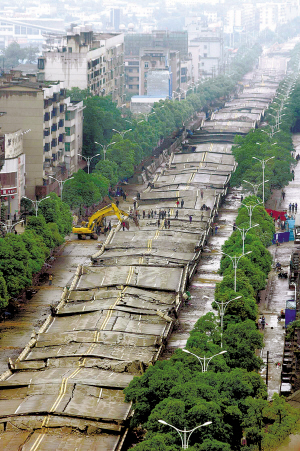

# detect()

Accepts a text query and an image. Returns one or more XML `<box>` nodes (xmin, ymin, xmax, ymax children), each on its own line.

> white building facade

<box><xmin>38</xmin><ymin>27</ymin><xmax>125</xmax><ymax>105</ymax></box>
<box><xmin>0</xmin><ymin>130</ymin><xmax>25</xmax><ymax>218</ymax></box>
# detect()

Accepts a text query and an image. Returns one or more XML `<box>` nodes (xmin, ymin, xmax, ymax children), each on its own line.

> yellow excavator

<box><xmin>72</xmin><ymin>203</ymin><xmax>129</xmax><ymax>239</ymax></box>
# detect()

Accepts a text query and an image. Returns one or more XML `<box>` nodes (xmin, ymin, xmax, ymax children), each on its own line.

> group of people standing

<box><xmin>288</xmin><ymin>202</ymin><xmax>298</xmax><ymax>213</ymax></box>
<box><xmin>258</xmin><ymin>316</ymin><xmax>266</xmax><ymax>330</ymax></box>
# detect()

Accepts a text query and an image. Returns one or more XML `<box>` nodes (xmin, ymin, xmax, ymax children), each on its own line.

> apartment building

<box><xmin>0</xmin><ymin>80</ymin><xmax>68</xmax><ymax>200</ymax></box>
<box><xmin>0</xmin><ymin>129</ymin><xmax>25</xmax><ymax>218</ymax></box>
<box><xmin>189</xmin><ymin>28</ymin><xmax>224</xmax><ymax>81</ymax></box>
<box><xmin>125</xmin><ymin>30</ymin><xmax>188</xmax><ymax>96</ymax></box>
<box><xmin>38</xmin><ymin>27</ymin><xmax>125</xmax><ymax>105</ymax></box>
<box><xmin>139</xmin><ymin>49</ymin><xmax>181</xmax><ymax>96</ymax></box>
<box><xmin>64</xmin><ymin>100</ymin><xmax>84</xmax><ymax>175</ymax></box>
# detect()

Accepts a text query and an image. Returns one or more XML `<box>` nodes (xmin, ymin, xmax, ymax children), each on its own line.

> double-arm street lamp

<box><xmin>48</xmin><ymin>176</ymin><xmax>74</xmax><ymax>202</ymax></box>
<box><xmin>94</xmin><ymin>141</ymin><xmax>116</xmax><ymax>161</ymax></box>
<box><xmin>221</xmin><ymin>251</ymin><xmax>252</xmax><ymax>292</ymax></box>
<box><xmin>233</xmin><ymin>223</ymin><xmax>259</xmax><ymax>255</ymax></box>
<box><xmin>241</xmin><ymin>200</ymin><xmax>262</xmax><ymax>228</ymax></box>
<box><xmin>243</xmin><ymin>179</ymin><xmax>269</xmax><ymax>197</ymax></box>
<box><xmin>183</xmin><ymin>348</ymin><xmax>227</xmax><ymax>372</ymax></box>
<box><xmin>112</xmin><ymin>128</ymin><xmax>132</xmax><ymax>138</ymax></box>
<box><xmin>78</xmin><ymin>153</ymin><xmax>101</xmax><ymax>174</ymax></box>
<box><xmin>213</xmin><ymin>296</ymin><xmax>242</xmax><ymax>347</ymax></box>
<box><xmin>137</xmin><ymin>111</ymin><xmax>156</xmax><ymax>123</ymax></box>
<box><xmin>158</xmin><ymin>420</ymin><xmax>212</xmax><ymax>449</ymax></box>
<box><xmin>0</xmin><ymin>219</ymin><xmax>24</xmax><ymax>234</ymax></box>
<box><xmin>252</xmin><ymin>155</ymin><xmax>275</xmax><ymax>204</ymax></box>
<box><xmin>22</xmin><ymin>195</ymin><xmax>50</xmax><ymax>216</ymax></box>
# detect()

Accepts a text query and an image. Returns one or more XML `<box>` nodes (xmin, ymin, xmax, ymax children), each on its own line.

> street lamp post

<box><xmin>112</xmin><ymin>128</ymin><xmax>132</xmax><ymax>138</ymax></box>
<box><xmin>182</xmin><ymin>349</ymin><xmax>227</xmax><ymax>372</ymax></box>
<box><xmin>158</xmin><ymin>420</ymin><xmax>212</xmax><ymax>449</ymax></box>
<box><xmin>94</xmin><ymin>142</ymin><xmax>116</xmax><ymax>161</ymax></box>
<box><xmin>252</xmin><ymin>155</ymin><xmax>275</xmax><ymax>204</ymax></box>
<box><xmin>137</xmin><ymin>111</ymin><xmax>156</xmax><ymax>123</ymax></box>
<box><xmin>22</xmin><ymin>195</ymin><xmax>50</xmax><ymax>216</ymax></box>
<box><xmin>221</xmin><ymin>251</ymin><xmax>252</xmax><ymax>292</ymax></box>
<box><xmin>241</xmin><ymin>200</ymin><xmax>262</xmax><ymax>228</ymax></box>
<box><xmin>48</xmin><ymin>176</ymin><xmax>74</xmax><ymax>202</ymax></box>
<box><xmin>0</xmin><ymin>219</ymin><xmax>24</xmax><ymax>234</ymax></box>
<box><xmin>243</xmin><ymin>179</ymin><xmax>269</xmax><ymax>197</ymax></box>
<box><xmin>78</xmin><ymin>153</ymin><xmax>101</xmax><ymax>174</ymax></box>
<box><xmin>234</xmin><ymin>223</ymin><xmax>259</xmax><ymax>255</ymax></box>
<box><xmin>213</xmin><ymin>296</ymin><xmax>242</xmax><ymax>347</ymax></box>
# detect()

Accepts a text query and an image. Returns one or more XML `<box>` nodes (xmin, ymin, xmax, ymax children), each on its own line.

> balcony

<box><xmin>64</xmin><ymin>134</ymin><xmax>75</xmax><ymax>143</ymax></box>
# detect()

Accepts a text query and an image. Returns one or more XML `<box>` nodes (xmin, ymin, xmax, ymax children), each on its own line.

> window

<box><xmin>65</xmin><ymin>127</ymin><xmax>71</xmax><ymax>136</ymax></box>
<box><xmin>59</xmin><ymin>134</ymin><xmax>64</xmax><ymax>143</ymax></box>
<box><xmin>204</xmin><ymin>53</ymin><xmax>207</xmax><ymax>58</ymax></box>
<box><xmin>129</xmin><ymin>85</ymin><xmax>133</xmax><ymax>89</ymax></box>
<box><xmin>59</xmin><ymin>119</ymin><xmax>64</xmax><ymax>128</ymax></box>
<box><xmin>51</xmin><ymin>124</ymin><xmax>57</xmax><ymax>132</ymax></box>
<box><xmin>44</xmin><ymin>112</ymin><xmax>50</xmax><ymax>121</ymax></box>
<box><xmin>44</xmin><ymin>129</ymin><xmax>50</xmax><ymax>137</ymax></box>
<box><xmin>68</xmin><ymin>47</ymin><xmax>72</xmax><ymax>53</ymax></box>
<box><xmin>44</xmin><ymin>143</ymin><xmax>50</xmax><ymax>152</ymax></box>
<box><xmin>60</xmin><ymin>104</ymin><xmax>65</xmax><ymax>113</ymax></box>
<box><xmin>65</xmin><ymin>111</ymin><xmax>70</xmax><ymax>121</ymax></box>
<box><xmin>65</xmin><ymin>142</ymin><xmax>70</xmax><ymax>152</ymax></box>
<box><xmin>144</xmin><ymin>62</ymin><xmax>149</xmax><ymax>68</ymax></box>
<box><xmin>21</xmin><ymin>26</ymin><xmax>26</xmax><ymax>34</ymax></box>
<box><xmin>51</xmin><ymin>108</ymin><xmax>57</xmax><ymax>118</ymax></box>
<box><xmin>15</xmin><ymin>25</ymin><xmax>20</xmax><ymax>34</ymax></box>
<box><xmin>38</xmin><ymin>58</ymin><xmax>45</xmax><ymax>70</ymax></box>
<box><xmin>51</xmin><ymin>138</ymin><xmax>57</xmax><ymax>148</ymax></box>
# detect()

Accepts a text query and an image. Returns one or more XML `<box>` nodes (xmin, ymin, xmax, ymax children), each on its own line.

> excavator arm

<box><xmin>72</xmin><ymin>203</ymin><xmax>129</xmax><ymax>238</ymax></box>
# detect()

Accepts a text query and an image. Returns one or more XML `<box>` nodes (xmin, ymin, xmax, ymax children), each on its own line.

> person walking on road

<box><xmin>258</xmin><ymin>317</ymin><xmax>262</xmax><ymax>330</ymax></box>
<box><xmin>181</xmin><ymin>199</ymin><xmax>184</xmax><ymax>208</ymax></box>
<box><xmin>261</xmin><ymin>316</ymin><xmax>266</xmax><ymax>330</ymax></box>
<box><xmin>49</xmin><ymin>274</ymin><xmax>53</xmax><ymax>286</ymax></box>
<box><xmin>189</xmin><ymin>215</ymin><xmax>192</xmax><ymax>223</ymax></box>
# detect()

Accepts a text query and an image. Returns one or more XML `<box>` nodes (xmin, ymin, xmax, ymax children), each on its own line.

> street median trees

<box><xmin>0</xmin><ymin>271</ymin><xmax>8</xmax><ymax>308</ymax></box>
<box><xmin>62</xmin><ymin>169</ymin><xmax>102</xmax><ymax>209</ymax></box>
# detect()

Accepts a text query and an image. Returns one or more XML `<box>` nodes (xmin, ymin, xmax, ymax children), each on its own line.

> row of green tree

<box><xmin>124</xmin><ymin>196</ymin><xmax>299</xmax><ymax>451</ymax></box>
<box><xmin>231</xmin><ymin>44</ymin><xmax>300</xmax><ymax>200</ymax></box>
<box><xmin>0</xmin><ymin>194</ymin><xmax>72</xmax><ymax>309</ymax></box>
<box><xmin>63</xmin><ymin>44</ymin><xmax>262</xmax><ymax>209</ymax></box>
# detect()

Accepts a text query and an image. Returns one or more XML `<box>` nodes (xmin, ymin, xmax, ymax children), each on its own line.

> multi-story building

<box><xmin>0</xmin><ymin>129</ymin><xmax>25</xmax><ymax>219</ymax></box>
<box><xmin>64</xmin><ymin>100</ymin><xmax>84</xmax><ymax>175</ymax></box>
<box><xmin>0</xmin><ymin>80</ymin><xmax>70</xmax><ymax>200</ymax></box>
<box><xmin>38</xmin><ymin>27</ymin><xmax>125</xmax><ymax>105</ymax></box>
<box><xmin>125</xmin><ymin>30</ymin><xmax>188</xmax><ymax>96</ymax></box>
<box><xmin>189</xmin><ymin>28</ymin><xmax>224</xmax><ymax>81</ymax></box>
<box><xmin>139</xmin><ymin>49</ymin><xmax>181</xmax><ymax>96</ymax></box>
